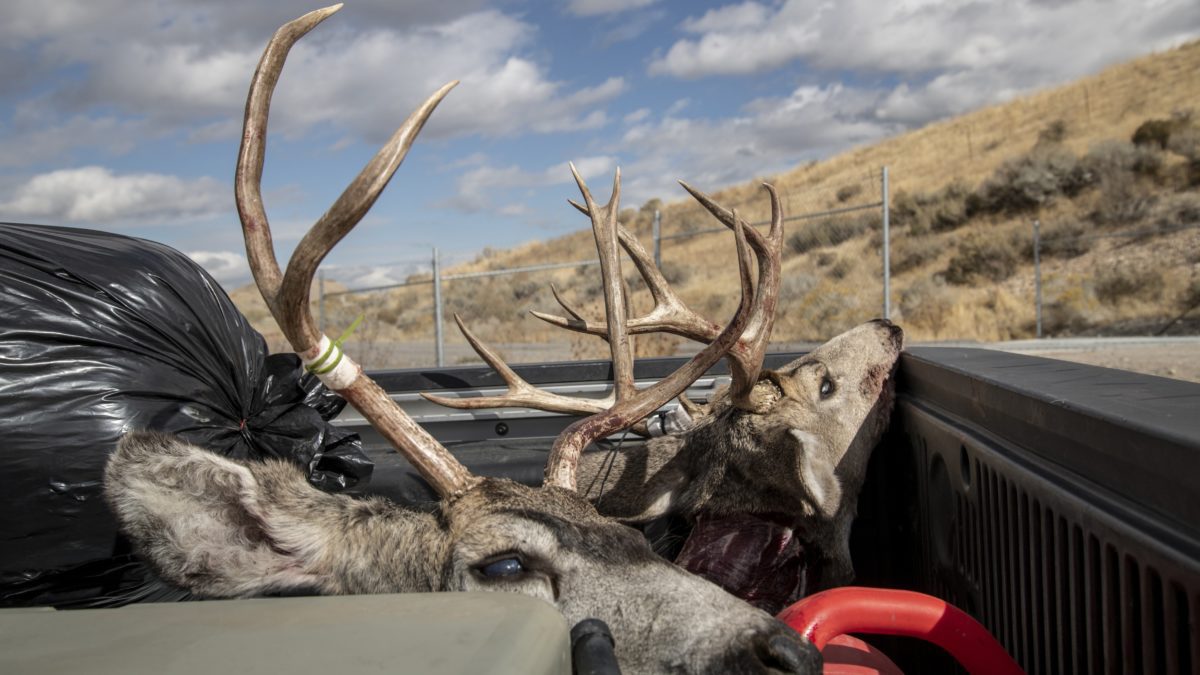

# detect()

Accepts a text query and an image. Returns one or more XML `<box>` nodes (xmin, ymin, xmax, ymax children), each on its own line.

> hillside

<box><xmin>238</xmin><ymin>40</ymin><xmax>1200</xmax><ymax>369</ymax></box>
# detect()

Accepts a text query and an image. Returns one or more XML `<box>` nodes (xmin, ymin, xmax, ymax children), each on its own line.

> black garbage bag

<box><xmin>0</xmin><ymin>222</ymin><xmax>371</xmax><ymax>607</ymax></box>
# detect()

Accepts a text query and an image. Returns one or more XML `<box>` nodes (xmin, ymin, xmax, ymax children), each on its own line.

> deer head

<box><xmin>425</xmin><ymin>167</ymin><xmax>903</xmax><ymax>611</ymax></box>
<box><xmin>661</xmin><ymin>319</ymin><xmax>903</xmax><ymax>604</ymax></box>
<box><xmin>103</xmin><ymin>6</ymin><xmax>819</xmax><ymax>674</ymax></box>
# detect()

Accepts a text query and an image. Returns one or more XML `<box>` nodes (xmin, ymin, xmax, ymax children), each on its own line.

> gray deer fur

<box><xmin>106</xmin><ymin>430</ymin><xmax>819</xmax><ymax>674</ymax></box>
<box><xmin>576</xmin><ymin>319</ymin><xmax>904</xmax><ymax>587</ymax></box>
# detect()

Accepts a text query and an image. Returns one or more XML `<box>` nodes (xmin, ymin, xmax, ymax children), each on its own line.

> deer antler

<box><xmin>541</xmin><ymin>166</ymin><xmax>757</xmax><ymax>490</ymax></box>
<box><xmin>538</xmin><ymin>182</ymin><xmax>783</xmax><ymax>410</ymax></box>
<box><xmin>426</xmin><ymin>164</ymin><xmax>756</xmax><ymax>489</ymax></box>
<box><xmin>421</xmin><ymin>313</ymin><xmax>615</xmax><ymax>416</ymax></box>
<box><xmin>430</xmin><ymin>182</ymin><xmax>782</xmax><ymax>420</ymax></box>
<box><xmin>235</xmin><ymin>4</ymin><xmax>477</xmax><ymax>498</ymax></box>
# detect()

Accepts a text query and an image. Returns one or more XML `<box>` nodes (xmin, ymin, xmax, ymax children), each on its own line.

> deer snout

<box><xmin>868</xmin><ymin>318</ymin><xmax>905</xmax><ymax>351</ymax></box>
<box><xmin>747</xmin><ymin>624</ymin><xmax>821</xmax><ymax>673</ymax></box>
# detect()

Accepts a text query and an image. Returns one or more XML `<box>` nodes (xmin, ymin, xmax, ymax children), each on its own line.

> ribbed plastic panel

<box><xmin>917</xmin><ymin>438</ymin><xmax>1198</xmax><ymax>674</ymax></box>
<box><xmin>872</xmin><ymin>347</ymin><xmax>1200</xmax><ymax>675</ymax></box>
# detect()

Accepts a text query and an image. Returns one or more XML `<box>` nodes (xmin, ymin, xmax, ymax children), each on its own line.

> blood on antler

<box><xmin>234</xmin><ymin>4</ymin><xmax>758</xmax><ymax>493</ymax></box>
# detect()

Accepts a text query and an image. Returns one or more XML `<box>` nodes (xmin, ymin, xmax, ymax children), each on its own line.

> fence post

<box><xmin>433</xmin><ymin>247</ymin><xmax>444</xmax><ymax>367</ymax></box>
<box><xmin>881</xmin><ymin>166</ymin><xmax>891</xmax><ymax>320</ymax></box>
<box><xmin>1034</xmin><ymin>219</ymin><xmax>1043</xmax><ymax>339</ymax></box>
<box><xmin>317</xmin><ymin>270</ymin><xmax>326</xmax><ymax>332</ymax></box>
<box><xmin>653</xmin><ymin>210</ymin><xmax>662</xmax><ymax>269</ymax></box>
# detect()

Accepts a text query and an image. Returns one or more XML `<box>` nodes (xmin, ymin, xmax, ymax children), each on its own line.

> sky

<box><xmin>2</xmin><ymin>0</ymin><xmax>1197</xmax><ymax>290</ymax></box>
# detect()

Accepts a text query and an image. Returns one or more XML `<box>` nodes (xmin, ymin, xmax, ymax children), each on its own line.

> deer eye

<box><xmin>477</xmin><ymin>557</ymin><xmax>525</xmax><ymax>579</ymax></box>
<box><xmin>819</xmin><ymin>377</ymin><xmax>835</xmax><ymax>399</ymax></box>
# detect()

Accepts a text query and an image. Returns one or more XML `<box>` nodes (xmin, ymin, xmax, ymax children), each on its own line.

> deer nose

<box><xmin>753</xmin><ymin>625</ymin><xmax>821</xmax><ymax>673</ymax></box>
<box><xmin>869</xmin><ymin>318</ymin><xmax>904</xmax><ymax>350</ymax></box>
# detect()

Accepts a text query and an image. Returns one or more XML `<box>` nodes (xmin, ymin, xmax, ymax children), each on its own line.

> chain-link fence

<box><xmin>307</xmin><ymin>158</ymin><xmax>1197</xmax><ymax>370</ymax></box>
<box><xmin>1030</xmin><ymin>219</ymin><xmax>1200</xmax><ymax>338</ymax></box>
<box><xmin>653</xmin><ymin>168</ymin><xmax>891</xmax><ymax>350</ymax></box>
<box><xmin>314</xmin><ymin>168</ymin><xmax>892</xmax><ymax>370</ymax></box>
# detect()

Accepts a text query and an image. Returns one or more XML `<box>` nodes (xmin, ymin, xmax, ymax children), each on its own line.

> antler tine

<box><xmin>277</xmin><ymin>79</ymin><xmax>457</xmax><ymax>343</ymax></box>
<box><xmin>571</xmin><ymin>163</ymin><xmax>636</xmax><ymax>402</ymax></box>
<box><xmin>421</xmin><ymin>315</ymin><xmax>612</xmax><ymax>415</ymax></box>
<box><xmin>235</xmin><ymin>6</ymin><xmax>477</xmax><ymax>499</ymax></box>
<box><xmin>537</xmin><ymin>202</ymin><xmax>719</xmax><ymax>343</ymax></box>
<box><xmin>679</xmin><ymin>182</ymin><xmax>783</xmax><ymax>408</ymax></box>
<box><xmin>676</xmin><ymin>181</ymin><xmax>776</xmax><ymax>256</ymax></box>
<box><xmin>548</xmin><ymin>283</ymin><xmax>589</xmax><ymax>324</ymax></box>
<box><xmin>236</xmin><ymin>4</ymin><xmax>342</xmax><ymax>313</ymax></box>
<box><xmin>545</xmin><ymin>217</ymin><xmax>757</xmax><ymax>490</ymax></box>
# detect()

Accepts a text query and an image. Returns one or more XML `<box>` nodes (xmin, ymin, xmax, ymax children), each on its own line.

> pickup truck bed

<box><xmin>4</xmin><ymin>346</ymin><xmax>1196</xmax><ymax>674</ymax></box>
<box><xmin>335</xmin><ymin>346</ymin><xmax>1200</xmax><ymax>674</ymax></box>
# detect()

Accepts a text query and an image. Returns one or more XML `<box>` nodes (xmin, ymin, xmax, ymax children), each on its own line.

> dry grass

<box><xmin>233</xmin><ymin>41</ymin><xmax>1200</xmax><ymax>363</ymax></box>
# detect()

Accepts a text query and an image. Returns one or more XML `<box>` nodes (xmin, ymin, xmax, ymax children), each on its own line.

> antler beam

<box><xmin>235</xmin><ymin>5</ymin><xmax>477</xmax><ymax>498</ymax></box>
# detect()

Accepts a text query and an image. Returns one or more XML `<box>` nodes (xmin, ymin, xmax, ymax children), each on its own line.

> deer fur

<box><xmin>576</xmin><ymin>319</ymin><xmax>904</xmax><ymax>588</ymax></box>
<box><xmin>106</xmin><ymin>430</ymin><xmax>819</xmax><ymax>674</ymax></box>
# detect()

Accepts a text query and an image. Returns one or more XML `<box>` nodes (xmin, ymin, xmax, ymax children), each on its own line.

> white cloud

<box><xmin>188</xmin><ymin>250</ymin><xmax>248</xmax><ymax>286</ymax></box>
<box><xmin>649</xmin><ymin>1</ymin><xmax>815</xmax><ymax>78</ymax></box>
<box><xmin>623</xmin><ymin>108</ymin><xmax>651</xmax><ymax>124</ymax></box>
<box><xmin>0</xmin><ymin>166</ymin><xmax>226</xmax><ymax>225</ymax></box>
<box><xmin>874</xmin><ymin>70</ymin><xmax>1023</xmax><ymax>126</ymax></box>
<box><xmin>0</xmin><ymin>4</ymin><xmax>627</xmax><ymax>171</ymax></box>
<box><xmin>0</xmin><ymin>113</ymin><xmax>149</xmax><ymax>168</ymax></box>
<box><xmin>680</xmin><ymin>2</ymin><xmax>770</xmax><ymax>33</ymax></box>
<box><xmin>654</xmin><ymin>0</ymin><xmax>1200</xmax><ymax>79</ymax></box>
<box><xmin>559</xmin><ymin>156</ymin><xmax>621</xmax><ymax>184</ymax></box>
<box><xmin>254</xmin><ymin>12</ymin><xmax>624</xmax><ymax>141</ymax></box>
<box><xmin>567</xmin><ymin>0</ymin><xmax>659</xmax><ymax>17</ymax></box>
<box><xmin>444</xmin><ymin>155</ymin><xmax>618</xmax><ymax>213</ymax></box>
<box><xmin>319</xmin><ymin>258</ymin><xmax>441</xmax><ymax>290</ymax></box>
<box><xmin>616</xmin><ymin>84</ymin><xmax>897</xmax><ymax>206</ymax></box>
<box><xmin>597</xmin><ymin>10</ymin><xmax>667</xmax><ymax>46</ymax></box>
<box><xmin>665</xmin><ymin>99</ymin><xmax>690</xmax><ymax>116</ymax></box>
<box><xmin>643</xmin><ymin>0</ymin><xmax>1200</xmax><ymax>154</ymax></box>
<box><xmin>347</xmin><ymin>267</ymin><xmax>406</xmax><ymax>289</ymax></box>
<box><xmin>0</xmin><ymin>1</ymin><xmax>494</xmax><ymax>45</ymax></box>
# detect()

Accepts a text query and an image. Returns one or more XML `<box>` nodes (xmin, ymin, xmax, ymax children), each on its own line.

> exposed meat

<box><xmin>674</xmin><ymin>512</ymin><xmax>809</xmax><ymax>615</ymax></box>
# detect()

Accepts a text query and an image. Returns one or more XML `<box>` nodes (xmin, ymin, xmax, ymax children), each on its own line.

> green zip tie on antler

<box><xmin>306</xmin><ymin>314</ymin><xmax>365</xmax><ymax>374</ymax></box>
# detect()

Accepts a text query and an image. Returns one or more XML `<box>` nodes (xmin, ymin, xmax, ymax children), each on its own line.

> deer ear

<box><xmin>105</xmin><ymin>431</ymin><xmax>333</xmax><ymax>597</ymax></box>
<box><xmin>788</xmin><ymin>429</ymin><xmax>842</xmax><ymax>519</ymax></box>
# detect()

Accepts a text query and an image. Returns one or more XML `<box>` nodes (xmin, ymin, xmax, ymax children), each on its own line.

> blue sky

<box><xmin>2</xmin><ymin>0</ymin><xmax>1197</xmax><ymax>289</ymax></box>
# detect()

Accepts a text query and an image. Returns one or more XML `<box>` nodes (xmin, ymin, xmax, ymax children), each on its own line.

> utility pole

<box><xmin>881</xmin><ymin>166</ymin><xmax>891</xmax><ymax>320</ymax></box>
<box><xmin>653</xmin><ymin>210</ymin><xmax>662</xmax><ymax>269</ymax></box>
<box><xmin>1033</xmin><ymin>220</ymin><xmax>1043</xmax><ymax>339</ymax></box>
<box><xmin>433</xmin><ymin>247</ymin><xmax>444</xmax><ymax>367</ymax></box>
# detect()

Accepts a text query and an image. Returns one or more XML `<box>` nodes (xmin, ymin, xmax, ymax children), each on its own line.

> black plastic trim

<box><xmin>899</xmin><ymin>346</ymin><xmax>1200</xmax><ymax>535</ymax></box>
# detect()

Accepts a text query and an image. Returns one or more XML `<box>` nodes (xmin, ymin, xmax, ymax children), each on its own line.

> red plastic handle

<box><xmin>777</xmin><ymin>587</ymin><xmax>1024</xmax><ymax>675</ymax></box>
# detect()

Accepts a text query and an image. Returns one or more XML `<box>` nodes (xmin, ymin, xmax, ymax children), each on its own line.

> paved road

<box><xmin>977</xmin><ymin>336</ymin><xmax>1200</xmax><ymax>384</ymax></box>
<box><xmin>360</xmin><ymin>336</ymin><xmax>1200</xmax><ymax>385</ymax></box>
